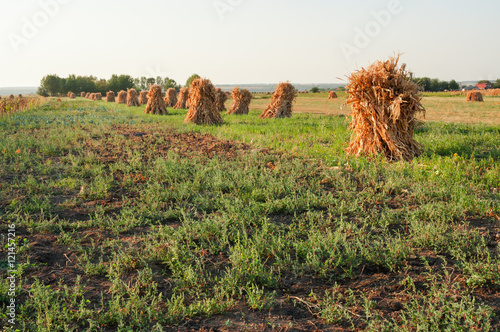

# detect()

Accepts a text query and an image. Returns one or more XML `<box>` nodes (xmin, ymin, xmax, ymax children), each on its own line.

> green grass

<box><xmin>0</xmin><ymin>97</ymin><xmax>499</xmax><ymax>331</ymax></box>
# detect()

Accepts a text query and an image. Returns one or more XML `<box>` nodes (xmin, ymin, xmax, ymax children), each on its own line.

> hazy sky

<box><xmin>1</xmin><ymin>0</ymin><xmax>499</xmax><ymax>87</ymax></box>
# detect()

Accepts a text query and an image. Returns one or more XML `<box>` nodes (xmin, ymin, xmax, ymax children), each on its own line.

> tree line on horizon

<box><xmin>308</xmin><ymin>78</ymin><xmax>461</xmax><ymax>94</ymax></box>
<box><xmin>38</xmin><ymin>74</ymin><xmax>500</xmax><ymax>97</ymax></box>
<box><xmin>411</xmin><ymin>78</ymin><xmax>500</xmax><ymax>92</ymax></box>
<box><xmin>410</xmin><ymin>77</ymin><xmax>459</xmax><ymax>92</ymax></box>
<box><xmin>37</xmin><ymin>74</ymin><xmax>202</xmax><ymax>97</ymax></box>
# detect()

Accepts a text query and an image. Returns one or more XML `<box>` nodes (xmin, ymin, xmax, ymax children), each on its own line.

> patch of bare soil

<box><xmin>83</xmin><ymin>126</ymin><xmax>254</xmax><ymax>164</ymax></box>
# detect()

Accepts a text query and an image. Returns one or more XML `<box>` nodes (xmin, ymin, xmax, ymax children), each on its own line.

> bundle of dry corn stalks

<box><xmin>126</xmin><ymin>89</ymin><xmax>140</xmax><ymax>106</ymax></box>
<box><xmin>139</xmin><ymin>91</ymin><xmax>148</xmax><ymax>105</ymax></box>
<box><xmin>18</xmin><ymin>94</ymin><xmax>23</xmax><ymax>99</ymax></box>
<box><xmin>466</xmin><ymin>91</ymin><xmax>483</xmax><ymax>102</ymax></box>
<box><xmin>89</xmin><ymin>93</ymin><xmax>95</xmax><ymax>100</ymax></box>
<box><xmin>215</xmin><ymin>88</ymin><xmax>228</xmax><ymax>112</ymax></box>
<box><xmin>345</xmin><ymin>56</ymin><xmax>425</xmax><ymax>161</ymax></box>
<box><xmin>165</xmin><ymin>88</ymin><xmax>177</xmax><ymax>107</ymax></box>
<box><xmin>9</xmin><ymin>95</ymin><xmax>15</xmax><ymax>100</ymax></box>
<box><xmin>228</xmin><ymin>87</ymin><xmax>252</xmax><ymax>115</ymax></box>
<box><xmin>144</xmin><ymin>85</ymin><xmax>168</xmax><ymax>115</ymax></box>
<box><xmin>184</xmin><ymin>78</ymin><xmax>223</xmax><ymax>125</ymax></box>
<box><xmin>67</xmin><ymin>92</ymin><xmax>73</xmax><ymax>98</ymax></box>
<box><xmin>106</xmin><ymin>91</ymin><xmax>115</xmax><ymax>102</ymax></box>
<box><xmin>93</xmin><ymin>93</ymin><xmax>102</xmax><ymax>101</ymax></box>
<box><xmin>116</xmin><ymin>91</ymin><xmax>127</xmax><ymax>104</ymax></box>
<box><xmin>260</xmin><ymin>82</ymin><xmax>296</xmax><ymax>118</ymax></box>
<box><xmin>80</xmin><ymin>92</ymin><xmax>86</xmax><ymax>98</ymax></box>
<box><xmin>328</xmin><ymin>91</ymin><xmax>338</xmax><ymax>99</ymax></box>
<box><xmin>1</xmin><ymin>97</ymin><xmax>42</xmax><ymax>115</ymax></box>
<box><xmin>69</xmin><ymin>93</ymin><xmax>76</xmax><ymax>99</ymax></box>
<box><xmin>174</xmin><ymin>88</ymin><xmax>189</xmax><ymax>109</ymax></box>
<box><xmin>85</xmin><ymin>92</ymin><xmax>91</xmax><ymax>99</ymax></box>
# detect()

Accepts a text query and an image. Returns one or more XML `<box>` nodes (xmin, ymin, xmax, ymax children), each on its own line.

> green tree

<box><xmin>310</xmin><ymin>87</ymin><xmax>320</xmax><ymax>93</ymax></box>
<box><xmin>429</xmin><ymin>78</ymin><xmax>442</xmax><ymax>92</ymax></box>
<box><xmin>146</xmin><ymin>77</ymin><xmax>156</xmax><ymax>88</ymax></box>
<box><xmin>95</xmin><ymin>79</ymin><xmax>108</xmax><ymax>95</ymax></box>
<box><xmin>439</xmin><ymin>80</ymin><xmax>450</xmax><ymax>91</ymax></box>
<box><xmin>186</xmin><ymin>74</ymin><xmax>201</xmax><ymax>88</ymax></box>
<box><xmin>134</xmin><ymin>77</ymin><xmax>154</xmax><ymax>91</ymax></box>
<box><xmin>75</xmin><ymin>76</ymin><xmax>97</xmax><ymax>93</ymax></box>
<box><xmin>138</xmin><ymin>77</ymin><xmax>147</xmax><ymax>90</ymax></box>
<box><xmin>37</xmin><ymin>86</ymin><xmax>49</xmax><ymax>97</ymax></box>
<box><xmin>449</xmin><ymin>79</ymin><xmax>459</xmax><ymax>90</ymax></box>
<box><xmin>108</xmin><ymin>74</ymin><xmax>135</xmax><ymax>92</ymax></box>
<box><xmin>107</xmin><ymin>75</ymin><xmax>120</xmax><ymax>92</ymax></box>
<box><xmin>38</xmin><ymin>74</ymin><xmax>63</xmax><ymax>96</ymax></box>
<box><xmin>133</xmin><ymin>78</ymin><xmax>141</xmax><ymax>91</ymax></box>
<box><xmin>478</xmin><ymin>80</ymin><xmax>491</xmax><ymax>84</ymax></box>
<box><xmin>414</xmin><ymin>77</ymin><xmax>431</xmax><ymax>91</ymax></box>
<box><xmin>492</xmin><ymin>79</ymin><xmax>500</xmax><ymax>89</ymax></box>
<box><xmin>163</xmin><ymin>77</ymin><xmax>179</xmax><ymax>91</ymax></box>
<box><xmin>64</xmin><ymin>74</ymin><xmax>78</xmax><ymax>94</ymax></box>
<box><xmin>155</xmin><ymin>76</ymin><xmax>164</xmax><ymax>87</ymax></box>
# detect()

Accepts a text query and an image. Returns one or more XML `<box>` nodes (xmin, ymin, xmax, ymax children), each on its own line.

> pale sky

<box><xmin>1</xmin><ymin>0</ymin><xmax>499</xmax><ymax>87</ymax></box>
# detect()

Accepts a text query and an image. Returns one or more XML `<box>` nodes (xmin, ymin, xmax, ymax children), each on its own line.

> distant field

<box><xmin>251</xmin><ymin>92</ymin><xmax>500</xmax><ymax>125</ymax></box>
<box><xmin>0</xmin><ymin>87</ymin><xmax>37</xmax><ymax>96</ymax></box>
<box><xmin>0</xmin><ymin>95</ymin><xmax>499</xmax><ymax>331</ymax></box>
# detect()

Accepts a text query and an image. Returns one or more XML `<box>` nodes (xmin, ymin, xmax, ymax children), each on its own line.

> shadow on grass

<box><xmin>423</xmin><ymin>145</ymin><xmax>499</xmax><ymax>160</ymax></box>
<box><xmin>418</xmin><ymin>122</ymin><xmax>500</xmax><ymax>160</ymax></box>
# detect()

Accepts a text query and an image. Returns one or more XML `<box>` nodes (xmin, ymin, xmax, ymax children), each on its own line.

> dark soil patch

<box><xmin>84</xmin><ymin>126</ymin><xmax>254</xmax><ymax>164</ymax></box>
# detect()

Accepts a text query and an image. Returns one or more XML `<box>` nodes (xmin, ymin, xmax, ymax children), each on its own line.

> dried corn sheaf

<box><xmin>106</xmin><ymin>91</ymin><xmax>115</xmax><ymax>102</ymax></box>
<box><xmin>466</xmin><ymin>91</ymin><xmax>483</xmax><ymax>102</ymax></box>
<box><xmin>184</xmin><ymin>78</ymin><xmax>223</xmax><ymax>125</ymax></box>
<box><xmin>116</xmin><ymin>90</ymin><xmax>127</xmax><ymax>104</ymax></box>
<box><xmin>174</xmin><ymin>88</ymin><xmax>189</xmax><ymax>109</ymax></box>
<box><xmin>126</xmin><ymin>89</ymin><xmax>140</xmax><ymax>107</ymax></box>
<box><xmin>139</xmin><ymin>90</ymin><xmax>148</xmax><ymax>105</ymax></box>
<box><xmin>165</xmin><ymin>88</ymin><xmax>177</xmax><ymax>107</ymax></box>
<box><xmin>345</xmin><ymin>56</ymin><xmax>425</xmax><ymax>161</ymax></box>
<box><xmin>260</xmin><ymin>82</ymin><xmax>296</xmax><ymax>119</ymax></box>
<box><xmin>144</xmin><ymin>85</ymin><xmax>168</xmax><ymax>115</ymax></box>
<box><xmin>228</xmin><ymin>87</ymin><xmax>252</xmax><ymax>115</ymax></box>
<box><xmin>215</xmin><ymin>88</ymin><xmax>228</xmax><ymax>112</ymax></box>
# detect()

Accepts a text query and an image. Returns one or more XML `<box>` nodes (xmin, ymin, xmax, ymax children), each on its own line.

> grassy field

<box><xmin>0</xmin><ymin>94</ymin><xmax>499</xmax><ymax>331</ymax></box>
